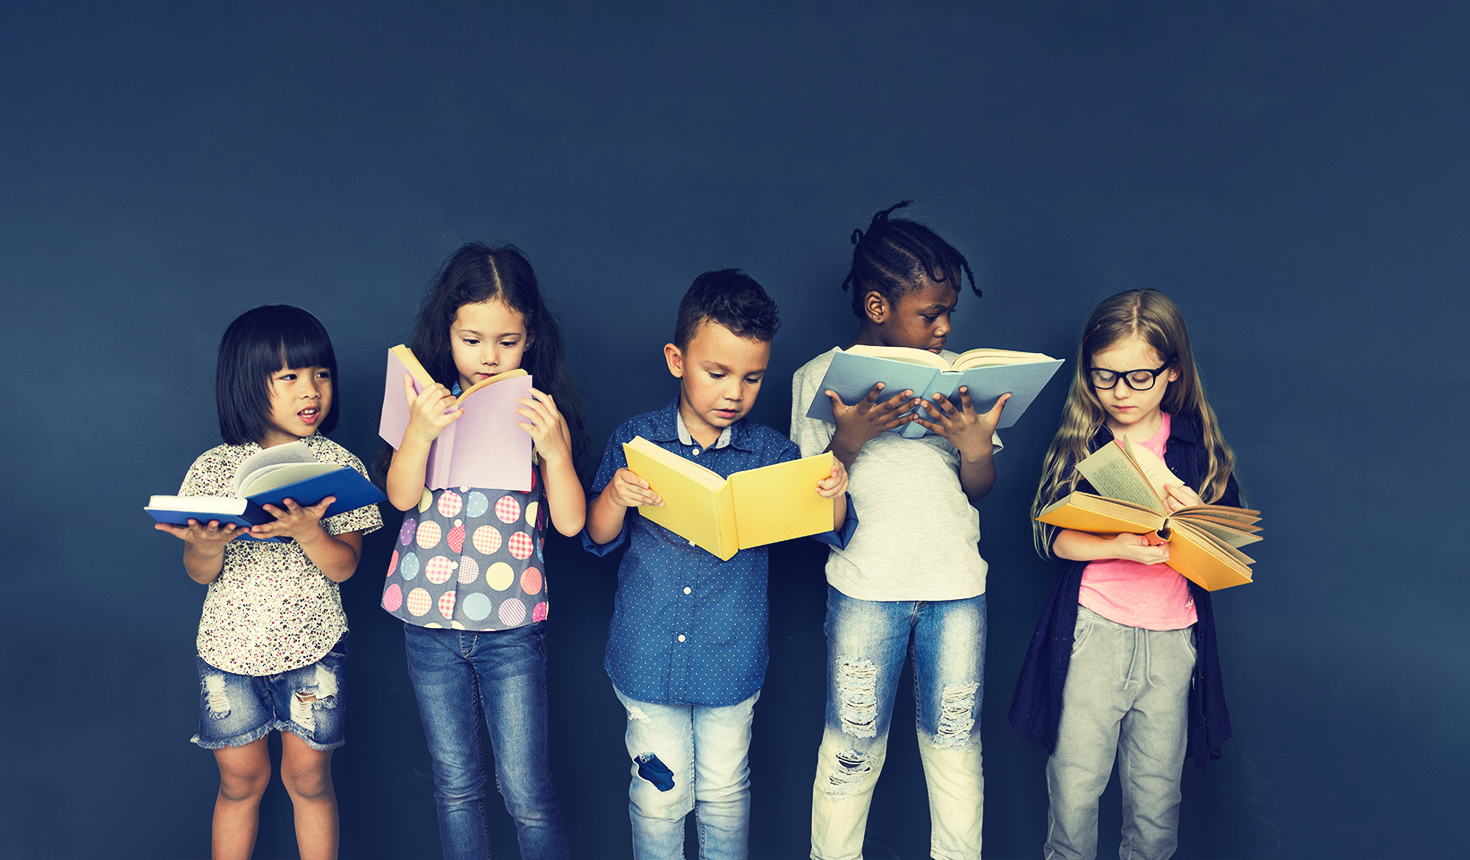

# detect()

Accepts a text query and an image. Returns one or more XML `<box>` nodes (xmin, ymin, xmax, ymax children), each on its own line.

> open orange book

<box><xmin>1035</xmin><ymin>438</ymin><xmax>1262</xmax><ymax>591</ymax></box>
<box><xmin>622</xmin><ymin>436</ymin><xmax>835</xmax><ymax>561</ymax></box>
<box><xmin>377</xmin><ymin>345</ymin><xmax>533</xmax><ymax>491</ymax></box>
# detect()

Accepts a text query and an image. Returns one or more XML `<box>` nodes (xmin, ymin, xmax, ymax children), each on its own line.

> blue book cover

<box><xmin>806</xmin><ymin>346</ymin><xmax>1065</xmax><ymax>438</ymax></box>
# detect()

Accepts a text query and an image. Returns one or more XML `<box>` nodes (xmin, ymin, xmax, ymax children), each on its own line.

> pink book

<box><xmin>378</xmin><ymin>346</ymin><xmax>534</xmax><ymax>492</ymax></box>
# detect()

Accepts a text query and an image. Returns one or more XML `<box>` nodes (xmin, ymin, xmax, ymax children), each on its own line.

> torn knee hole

<box><xmin>821</xmin><ymin>748</ymin><xmax>872</xmax><ymax>800</ymax></box>
<box><xmin>836</xmin><ymin>659</ymin><xmax>878</xmax><ymax>738</ymax></box>
<box><xmin>932</xmin><ymin>682</ymin><xmax>979</xmax><ymax>749</ymax></box>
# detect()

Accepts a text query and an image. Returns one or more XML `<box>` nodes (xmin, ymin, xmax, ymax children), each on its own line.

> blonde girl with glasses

<box><xmin>1010</xmin><ymin>289</ymin><xmax>1241</xmax><ymax>860</ymax></box>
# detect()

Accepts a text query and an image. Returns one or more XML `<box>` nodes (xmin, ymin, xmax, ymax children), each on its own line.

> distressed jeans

<box><xmin>404</xmin><ymin>622</ymin><xmax>569</xmax><ymax>860</ymax></box>
<box><xmin>1044</xmin><ymin>607</ymin><xmax>1194</xmax><ymax>860</ymax></box>
<box><xmin>810</xmin><ymin>586</ymin><xmax>986</xmax><ymax>860</ymax></box>
<box><xmin>612</xmin><ymin>685</ymin><xmax>760</xmax><ymax>860</ymax></box>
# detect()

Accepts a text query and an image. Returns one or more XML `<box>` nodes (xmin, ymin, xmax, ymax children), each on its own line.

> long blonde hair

<box><xmin>1030</xmin><ymin>289</ymin><xmax>1236</xmax><ymax>557</ymax></box>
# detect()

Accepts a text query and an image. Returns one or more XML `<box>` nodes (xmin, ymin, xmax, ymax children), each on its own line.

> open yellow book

<box><xmin>1036</xmin><ymin>438</ymin><xmax>1263</xmax><ymax>591</ymax></box>
<box><xmin>622</xmin><ymin>436</ymin><xmax>836</xmax><ymax>561</ymax></box>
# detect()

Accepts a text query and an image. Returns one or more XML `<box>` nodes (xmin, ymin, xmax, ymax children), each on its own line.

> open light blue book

<box><xmin>805</xmin><ymin>345</ymin><xmax>1065</xmax><ymax>438</ymax></box>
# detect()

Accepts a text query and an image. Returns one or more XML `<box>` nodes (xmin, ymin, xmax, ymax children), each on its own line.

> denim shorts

<box><xmin>191</xmin><ymin>636</ymin><xmax>348</xmax><ymax>752</ymax></box>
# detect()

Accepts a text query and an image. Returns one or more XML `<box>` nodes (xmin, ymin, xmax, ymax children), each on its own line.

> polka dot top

<box><xmin>381</xmin><ymin>459</ymin><xmax>550</xmax><ymax>632</ymax></box>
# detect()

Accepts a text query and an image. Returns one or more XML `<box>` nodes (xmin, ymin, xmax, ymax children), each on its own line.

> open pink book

<box><xmin>377</xmin><ymin>346</ymin><xmax>534</xmax><ymax>492</ymax></box>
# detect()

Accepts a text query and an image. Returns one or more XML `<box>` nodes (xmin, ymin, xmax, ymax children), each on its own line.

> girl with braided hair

<box><xmin>790</xmin><ymin>202</ymin><xmax>1005</xmax><ymax>860</ymax></box>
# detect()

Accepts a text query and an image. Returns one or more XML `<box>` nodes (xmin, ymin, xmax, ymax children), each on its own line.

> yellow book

<box><xmin>622</xmin><ymin>436</ymin><xmax>836</xmax><ymax>561</ymax></box>
<box><xmin>1036</xmin><ymin>438</ymin><xmax>1264</xmax><ymax>591</ymax></box>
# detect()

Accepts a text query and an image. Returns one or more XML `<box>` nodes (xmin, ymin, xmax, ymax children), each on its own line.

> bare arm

<box><xmin>1052</xmin><ymin>529</ymin><xmax>1171</xmax><ymax>565</ymax></box>
<box><xmin>517</xmin><ymin>389</ymin><xmax>587</xmax><ymax>536</ymax></box>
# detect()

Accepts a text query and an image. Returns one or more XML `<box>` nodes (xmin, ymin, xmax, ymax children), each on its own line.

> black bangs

<box><xmin>278</xmin><ymin>314</ymin><xmax>337</xmax><ymax>372</ymax></box>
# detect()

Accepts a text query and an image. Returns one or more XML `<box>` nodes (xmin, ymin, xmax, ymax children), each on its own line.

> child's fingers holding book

<box><xmin>156</xmin><ymin>519</ymin><xmax>239</xmax><ymax>545</ymax></box>
<box><xmin>815</xmin><ymin>459</ymin><xmax>849</xmax><ymax>499</ymax></box>
<box><xmin>251</xmin><ymin>496</ymin><xmax>333</xmax><ymax>540</ymax></box>
<box><xmin>608</xmin><ymin>468</ymin><xmax>664</xmax><ymax>508</ymax></box>
<box><xmin>1162</xmin><ymin>483</ymin><xmax>1202</xmax><ymax>513</ymax></box>
<box><xmin>404</xmin><ymin>375</ymin><xmax>463</xmax><ymax>444</ymax></box>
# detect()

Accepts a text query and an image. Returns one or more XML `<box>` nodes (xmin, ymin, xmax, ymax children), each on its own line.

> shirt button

<box><xmin>683</xmin><ymin>587</ymin><xmax>692</xmax><ymax>595</ymax></box>
<box><xmin>692</xmin><ymin>448</ymin><xmax>701</xmax><ymax>456</ymax></box>
<box><xmin>677</xmin><ymin>634</ymin><xmax>686</xmax><ymax>642</ymax></box>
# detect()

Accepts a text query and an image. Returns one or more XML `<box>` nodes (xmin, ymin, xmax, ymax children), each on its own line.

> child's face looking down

<box><xmin>1089</xmin><ymin>334</ymin><xmax>1179</xmax><ymax>442</ymax></box>
<box><xmin>261</xmin><ymin>364</ymin><xmax>333</xmax><ymax>448</ymax></box>
<box><xmin>664</xmin><ymin>320</ymin><xmax>770</xmax><ymax>449</ymax></box>
<box><xmin>451</xmin><ymin>299</ymin><xmax>533</xmax><ymax>392</ymax></box>
<box><xmin>865</xmin><ymin>276</ymin><xmax>958</xmax><ymax>353</ymax></box>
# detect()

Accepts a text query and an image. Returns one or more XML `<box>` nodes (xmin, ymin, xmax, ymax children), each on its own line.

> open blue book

<box><xmin>146</xmin><ymin>441</ymin><xmax>386</xmax><ymax>541</ymax></box>
<box><xmin>805</xmin><ymin>345</ymin><xmax>1065</xmax><ymax>438</ymax></box>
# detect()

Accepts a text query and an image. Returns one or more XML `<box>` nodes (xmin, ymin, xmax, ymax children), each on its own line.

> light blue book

<box><xmin>805</xmin><ymin>345</ymin><xmax>1065</xmax><ymax>438</ymax></box>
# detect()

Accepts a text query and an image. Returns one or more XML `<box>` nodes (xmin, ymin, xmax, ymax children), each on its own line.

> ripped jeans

<box><xmin>612</xmin><ymin>685</ymin><xmax>760</xmax><ymax>860</ymax></box>
<box><xmin>192</xmin><ymin>635</ymin><xmax>347</xmax><ymax>751</ymax></box>
<box><xmin>811</xmin><ymin>587</ymin><xmax>986</xmax><ymax>860</ymax></box>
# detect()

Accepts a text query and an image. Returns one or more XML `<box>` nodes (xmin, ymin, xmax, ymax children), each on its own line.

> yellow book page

<box><xmin>729</xmin><ymin>453</ymin><xmax>835</xmax><ymax>550</ymax></box>
<box><xmin>390</xmin><ymin>344</ymin><xmax>435</xmax><ymax>391</ymax></box>
<box><xmin>1076</xmin><ymin>443</ymin><xmax>1165</xmax><ymax>512</ymax></box>
<box><xmin>1121</xmin><ymin>437</ymin><xmax>1185</xmax><ymax>503</ymax></box>
<box><xmin>950</xmin><ymin>347</ymin><xmax>1058</xmax><ymax>369</ymax></box>
<box><xmin>622</xmin><ymin>438</ymin><xmax>738</xmax><ymax>560</ymax></box>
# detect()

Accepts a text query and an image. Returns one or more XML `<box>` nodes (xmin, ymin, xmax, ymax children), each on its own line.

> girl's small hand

<box><xmin>829</xmin><ymin>384</ymin><xmax>917</xmax><ymax>446</ymax></box>
<box><xmin>816</xmin><ymin>459</ymin><xmax>849</xmax><ymax>500</ymax></box>
<box><xmin>912</xmin><ymin>388</ymin><xmax>1010</xmax><ymax>458</ymax></box>
<box><xmin>516</xmin><ymin>388</ymin><xmax>573</xmax><ymax>464</ymax></box>
<box><xmin>606</xmin><ymin>468</ymin><xmax>663</xmax><ymax>509</ymax></box>
<box><xmin>1111</xmin><ymin>532</ymin><xmax>1172</xmax><ymax>565</ymax></box>
<box><xmin>1162</xmin><ymin>483</ymin><xmax>1203</xmax><ymax>513</ymax></box>
<box><xmin>403</xmin><ymin>374</ymin><xmax>463</xmax><ymax>447</ymax></box>
<box><xmin>250</xmin><ymin>496</ymin><xmax>334</xmax><ymax>542</ymax></box>
<box><xmin>155</xmin><ymin>519</ymin><xmax>239</xmax><ymax>548</ymax></box>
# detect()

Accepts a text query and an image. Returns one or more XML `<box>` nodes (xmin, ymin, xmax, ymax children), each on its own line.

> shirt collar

<box><xmin>648</xmin><ymin>397</ymin><xmax>752</xmax><ymax>452</ymax></box>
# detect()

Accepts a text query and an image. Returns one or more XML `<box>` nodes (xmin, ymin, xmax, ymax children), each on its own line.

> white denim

<box><xmin>810</xmin><ymin>587</ymin><xmax>985</xmax><ymax>860</ymax></box>
<box><xmin>613</xmin><ymin>685</ymin><xmax>760</xmax><ymax>860</ymax></box>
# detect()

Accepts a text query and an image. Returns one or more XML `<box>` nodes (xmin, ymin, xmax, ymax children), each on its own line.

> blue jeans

<box><xmin>612</xmin><ymin>685</ymin><xmax>760</xmax><ymax>860</ymax></box>
<box><xmin>192</xmin><ymin>636</ymin><xmax>348</xmax><ymax>752</ymax></box>
<box><xmin>1044</xmin><ymin>607</ymin><xmax>1195</xmax><ymax>860</ymax></box>
<box><xmin>810</xmin><ymin>587</ymin><xmax>986</xmax><ymax>860</ymax></box>
<box><xmin>404</xmin><ymin>622</ymin><xmax>569</xmax><ymax>860</ymax></box>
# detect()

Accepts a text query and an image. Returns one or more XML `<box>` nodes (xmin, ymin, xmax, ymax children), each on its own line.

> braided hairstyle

<box><xmin>842</xmin><ymin>201</ymin><xmax>980</xmax><ymax>318</ymax></box>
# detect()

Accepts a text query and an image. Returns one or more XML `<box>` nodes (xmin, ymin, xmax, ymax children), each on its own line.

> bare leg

<box><xmin>212</xmin><ymin>737</ymin><xmax>271</xmax><ymax>860</ymax></box>
<box><xmin>280</xmin><ymin>730</ymin><xmax>338</xmax><ymax>860</ymax></box>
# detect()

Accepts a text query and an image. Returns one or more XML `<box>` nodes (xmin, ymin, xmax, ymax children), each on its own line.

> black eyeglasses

<box><xmin>1087</xmin><ymin>359</ymin><xmax>1174</xmax><ymax>391</ymax></box>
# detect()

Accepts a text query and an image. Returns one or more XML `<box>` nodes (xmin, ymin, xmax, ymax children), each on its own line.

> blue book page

<box><xmin>805</xmin><ymin>351</ymin><xmax>1065</xmax><ymax>438</ymax></box>
<box><xmin>805</xmin><ymin>352</ymin><xmax>941</xmax><ymax>426</ymax></box>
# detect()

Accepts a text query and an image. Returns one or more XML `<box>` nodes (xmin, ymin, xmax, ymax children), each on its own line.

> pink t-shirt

<box><xmin>1077</xmin><ymin>412</ymin><xmax>1199</xmax><ymax>631</ymax></box>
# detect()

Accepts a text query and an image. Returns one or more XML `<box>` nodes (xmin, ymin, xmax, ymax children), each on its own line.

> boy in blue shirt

<box><xmin>584</xmin><ymin>269</ymin><xmax>855</xmax><ymax>860</ymax></box>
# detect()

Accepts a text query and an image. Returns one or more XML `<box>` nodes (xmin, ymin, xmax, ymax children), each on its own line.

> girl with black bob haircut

<box><xmin>217</xmin><ymin>304</ymin><xmax>339</xmax><ymax>444</ymax></box>
<box><xmin>159</xmin><ymin>304</ymin><xmax>382</xmax><ymax>860</ymax></box>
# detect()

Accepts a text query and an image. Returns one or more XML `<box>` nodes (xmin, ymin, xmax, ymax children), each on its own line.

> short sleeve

<box><xmin>790</xmin><ymin>358</ymin><xmax>836</xmax><ymax>459</ymax></box>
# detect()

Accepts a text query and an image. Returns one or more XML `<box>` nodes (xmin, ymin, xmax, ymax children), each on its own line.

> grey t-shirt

<box><xmin>790</xmin><ymin>347</ymin><xmax>1000</xmax><ymax>601</ymax></box>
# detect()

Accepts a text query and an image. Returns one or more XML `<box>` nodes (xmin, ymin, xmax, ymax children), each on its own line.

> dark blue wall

<box><xmin>3</xmin><ymin>1</ymin><xmax>1465</xmax><ymax>857</ymax></box>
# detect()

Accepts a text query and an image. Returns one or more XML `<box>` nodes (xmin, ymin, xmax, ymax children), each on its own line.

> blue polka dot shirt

<box><xmin>584</xmin><ymin>398</ymin><xmax>856</xmax><ymax>707</ymax></box>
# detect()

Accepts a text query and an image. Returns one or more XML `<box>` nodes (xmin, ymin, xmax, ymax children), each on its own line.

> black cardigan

<box><xmin>1008</xmin><ymin>415</ymin><xmax>1236</xmax><ymax>768</ymax></box>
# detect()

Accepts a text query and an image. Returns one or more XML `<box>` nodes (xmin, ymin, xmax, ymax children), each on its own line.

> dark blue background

<box><xmin>3</xmin><ymin>1</ymin><xmax>1465</xmax><ymax>857</ymax></box>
